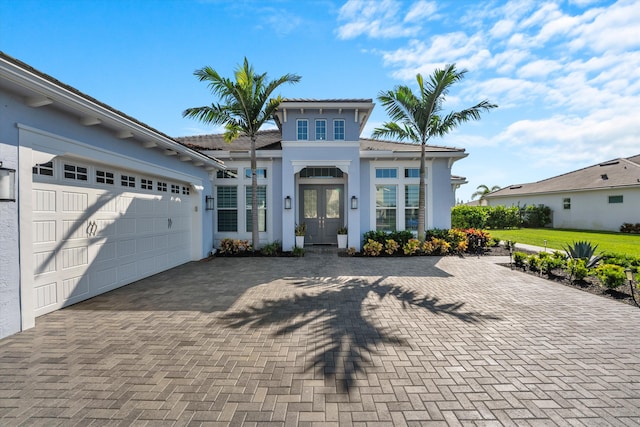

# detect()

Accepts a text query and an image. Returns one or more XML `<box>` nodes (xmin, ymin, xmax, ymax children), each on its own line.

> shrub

<box><xmin>292</xmin><ymin>246</ymin><xmax>305</xmax><ymax>257</ymax></box>
<box><xmin>527</xmin><ymin>254</ymin><xmax>542</xmax><ymax>272</ymax></box>
<box><xmin>451</xmin><ymin>205</ymin><xmax>487</xmax><ymax>229</ymax></box>
<box><xmin>422</xmin><ymin>240</ymin><xmax>435</xmax><ymax>255</ymax></box>
<box><xmin>430</xmin><ymin>238</ymin><xmax>451</xmax><ymax>255</ymax></box>
<box><xmin>464</xmin><ymin>228</ymin><xmax>491</xmax><ymax>253</ymax></box>
<box><xmin>540</xmin><ymin>252</ymin><xmax>566</xmax><ymax>275</ymax></box>
<box><xmin>563</xmin><ymin>241</ymin><xmax>602</xmax><ymax>268</ymax></box>
<box><xmin>513</xmin><ymin>251</ymin><xmax>527</xmax><ymax>268</ymax></box>
<box><xmin>486</xmin><ymin>205</ymin><xmax>522</xmax><ymax>229</ymax></box>
<box><xmin>363</xmin><ymin>239</ymin><xmax>383</xmax><ymax>256</ymax></box>
<box><xmin>601</xmin><ymin>252</ymin><xmax>640</xmax><ymax>269</ymax></box>
<box><xmin>384</xmin><ymin>239</ymin><xmax>400</xmax><ymax>255</ymax></box>
<box><xmin>595</xmin><ymin>264</ymin><xmax>626</xmax><ymax>289</ymax></box>
<box><xmin>447</xmin><ymin>229</ymin><xmax>467</xmax><ymax>251</ymax></box>
<box><xmin>521</xmin><ymin>204</ymin><xmax>552</xmax><ymax>228</ymax></box>
<box><xmin>362</xmin><ymin>230</ymin><xmax>413</xmax><ymax>247</ymax></box>
<box><xmin>565</xmin><ymin>258</ymin><xmax>589</xmax><ymax>282</ymax></box>
<box><xmin>403</xmin><ymin>238</ymin><xmax>421</xmax><ymax>255</ymax></box>
<box><xmin>425</xmin><ymin>228</ymin><xmax>449</xmax><ymax>241</ymax></box>
<box><xmin>219</xmin><ymin>238</ymin><xmax>252</xmax><ymax>255</ymax></box>
<box><xmin>261</xmin><ymin>240</ymin><xmax>281</xmax><ymax>256</ymax></box>
<box><xmin>362</xmin><ymin>230</ymin><xmax>388</xmax><ymax>244</ymax></box>
<box><xmin>346</xmin><ymin>247</ymin><xmax>357</xmax><ymax>256</ymax></box>
<box><xmin>620</xmin><ymin>223</ymin><xmax>640</xmax><ymax>234</ymax></box>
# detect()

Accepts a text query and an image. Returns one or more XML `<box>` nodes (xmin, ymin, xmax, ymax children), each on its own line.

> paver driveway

<box><xmin>1</xmin><ymin>253</ymin><xmax>639</xmax><ymax>426</ymax></box>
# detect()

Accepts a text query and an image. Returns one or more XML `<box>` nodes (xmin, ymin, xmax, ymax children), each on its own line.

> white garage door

<box><xmin>31</xmin><ymin>158</ymin><xmax>193</xmax><ymax>317</ymax></box>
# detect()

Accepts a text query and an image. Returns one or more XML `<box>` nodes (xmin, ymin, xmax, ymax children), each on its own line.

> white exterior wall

<box><xmin>486</xmin><ymin>187</ymin><xmax>640</xmax><ymax>231</ymax></box>
<box><xmin>430</xmin><ymin>158</ymin><xmax>454</xmax><ymax>229</ymax></box>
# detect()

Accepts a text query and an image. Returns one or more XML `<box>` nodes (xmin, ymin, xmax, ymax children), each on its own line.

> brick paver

<box><xmin>1</xmin><ymin>252</ymin><xmax>639</xmax><ymax>425</ymax></box>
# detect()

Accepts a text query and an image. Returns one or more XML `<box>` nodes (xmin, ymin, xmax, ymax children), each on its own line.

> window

<box><xmin>299</xmin><ymin>167</ymin><xmax>344</xmax><ymax>178</ymax></box>
<box><xmin>244</xmin><ymin>168</ymin><xmax>267</xmax><ymax>179</ymax></box>
<box><xmin>334</xmin><ymin>119</ymin><xmax>345</xmax><ymax>140</ymax></box>
<box><xmin>171</xmin><ymin>184</ymin><xmax>180</xmax><ymax>194</ymax></box>
<box><xmin>121</xmin><ymin>175</ymin><xmax>135</xmax><ymax>187</ymax></box>
<box><xmin>217</xmin><ymin>186</ymin><xmax>237</xmax><ymax>232</ymax></box>
<box><xmin>297</xmin><ymin>119</ymin><xmax>308</xmax><ymax>140</ymax></box>
<box><xmin>375</xmin><ymin>168</ymin><xmax>398</xmax><ymax>179</ymax></box>
<box><xmin>64</xmin><ymin>164</ymin><xmax>88</xmax><ymax>181</ymax></box>
<box><xmin>216</xmin><ymin>169</ymin><xmax>238</xmax><ymax>179</ymax></box>
<box><xmin>315</xmin><ymin>120</ymin><xmax>326</xmax><ymax>140</ymax></box>
<box><xmin>141</xmin><ymin>178</ymin><xmax>153</xmax><ymax>190</ymax></box>
<box><xmin>33</xmin><ymin>161</ymin><xmax>54</xmax><ymax>176</ymax></box>
<box><xmin>182</xmin><ymin>186</ymin><xmax>190</xmax><ymax>195</ymax></box>
<box><xmin>405</xmin><ymin>185</ymin><xmax>419</xmax><ymax>231</ymax></box>
<box><xmin>563</xmin><ymin>198</ymin><xmax>571</xmax><ymax>209</ymax></box>
<box><xmin>608</xmin><ymin>195</ymin><xmax>623</xmax><ymax>204</ymax></box>
<box><xmin>157</xmin><ymin>181</ymin><xmax>167</xmax><ymax>192</ymax></box>
<box><xmin>96</xmin><ymin>170</ymin><xmax>114</xmax><ymax>185</ymax></box>
<box><xmin>246</xmin><ymin>186</ymin><xmax>267</xmax><ymax>232</ymax></box>
<box><xmin>405</xmin><ymin>168</ymin><xmax>420</xmax><ymax>178</ymax></box>
<box><xmin>376</xmin><ymin>185</ymin><xmax>397</xmax><ymax>231</ymax></box>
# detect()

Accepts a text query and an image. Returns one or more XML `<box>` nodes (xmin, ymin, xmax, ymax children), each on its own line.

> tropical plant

<box><xmin>512</xmin><ymin>251</ymin><xmax>527</xmax><ymax>268</ymax></box>
<box><xmin>261</xmin><ymin>240</ymin><xmax>281</xmax><ymax>256</ymax></box>
<box><xmin>183</xmin><ymin>58</ymin><xmax>301</xmax><ymax>250</ymax></box>
<box><xmin>403</xmin><ymin>238</ymin><xmax>421</xmax><ymax>255</ymax></box>
<box><xmin>295</xmin><ymin>223</ymin><xmax>307</xmax><ymax>236</ymax></box>
<box><xmin>363</xmin><ymin>239</ymin><xmax>383</xmax><ymax>256</ymax></box>
<box><xmin>595</xmin><ymin>264</ymin><xmax>626</xmax><ymax>289</ymax></box>
<box><xmin>471</xmin><ymin>184</ymin><xmax>501</xmax><ymax>201</ymax></box>
<box><xmin>292</xmin><ymin>246</ymin><xmax>305</xmax><ymax>257</ymax></box>
<box><xmin>565</xmin><ymin>258</ymin><xmax>589</xmax><ymax>282</ymax></box>
<box><xmin>337</xmin><ymin>226</ymin><xmax>348</xmax><ymax>234</ymax></box>
<box><xmin>563</xmin><ymin>241</ymin><xmax>602</xmax><ymax>268</ymax></box>
<box><xmin>384</xmin><ymin>239</ymin><xmax>400</xmax><ymax>255</ymax></box>
<box><xmin>372</xmin><ymin>64</ymin><xmax>497</xmax><ymax>240</ymax></box>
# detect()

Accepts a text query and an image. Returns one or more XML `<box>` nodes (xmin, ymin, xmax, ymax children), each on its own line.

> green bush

<box><xmin>486</xmin><ymin>205</ymin><xmax>522</xmax><ymax>229</ymax></box>
<box><xmin>521</xmin><ymin>204</ymin><xmax>552</xmax><ymax>228</ymax></box>
<box><xmin>595</xmin><ymin>264</ymin><xmax>626</xmax><ymax>289</ymax></box>
<box><xmin>513</xmin><ymin>251</ymin><xmax>527</xmax><ymax>268</ymax></box>
<box><xmin>219</xmin><ymin>238</ymin><xmax>252</xmax><ymax>255</ymax></box>
<box><xmin>292</xmin><ymin>246</ymin><xmax>305</xmax><ymax>257</ymax></box>
<box><xmin>384</xmin><ymin>239</ymin><xmax>400</xmax><ymax>255</ymax></box>
<box><xmin>261</xmin><ymin>240</ymin><xmax>281</xmax><ymax>256</ymax></box>
<box><xmin>363</xmin><ymin>239</ymin><xmax>383</xmax><ymax>256</ymax></box>
<box><xmin>363</xmin><ymin>230</ymin><xmax>414</xmax><ymax>247</ymax></box>
<box><xmin>565</xmin><ymin>259</ymin><xmax>589</xmax><ymax>282</ymax></box>
<box><xmin>451</xmin><ymin>205</ymin><xmax>487</xmax><ymax>229</ymax></box>
<box><xmin>601</xmin><ymin>252</ymin><xmax>640</xmax><ymax>269</ymax></box>
<box><xmin>403</xmin><ymin>238</ymin><xmax>421</xmax><ymax>255</ymax></box>
<box><xmin>527</xmin><ymin>254</ymin><xmax>542</xmax><ymax>272</ymax></box>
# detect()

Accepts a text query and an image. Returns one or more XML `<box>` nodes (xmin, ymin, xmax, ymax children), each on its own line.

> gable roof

<box><xmin>176</xmin><ymin>130</ymin><xmax>466</xmax><ymax>155</ymax></box>
<box><xmin>486</xmin><ymin>155</ymin><xmax>640</xmax><ymax>198</ymax></box>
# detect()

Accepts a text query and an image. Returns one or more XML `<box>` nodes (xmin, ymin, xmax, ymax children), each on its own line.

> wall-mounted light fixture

<box><xmin>350</xmin><ymin>195</ymin><xmax>358</xmax><ymax>210</ymax></box>
<box><xmin>205</xmin><ymin>195</ymin><xmax>215</xmax><ymax>211</ymax></box>
<box><xmin>0</xmin><ymin>162</ymin><xmax>16</xmax><ymax>202</ymax></box>
<box><xmin>284</xmin><ymin>196</ymin><xmax>292</xmax><ymax>210</ymax></box>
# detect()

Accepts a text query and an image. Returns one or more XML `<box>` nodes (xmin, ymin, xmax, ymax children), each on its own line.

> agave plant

<box><xmin>563</xmin><ymin>241</ymin><xmax>602</xmax><ymax>268</ymax></box>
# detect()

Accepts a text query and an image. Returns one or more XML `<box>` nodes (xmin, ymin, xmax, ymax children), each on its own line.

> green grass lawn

<box><xmin>487</xmin><ymin>228</ymin><xmax>640</xmax><ymax>257</ymax></box>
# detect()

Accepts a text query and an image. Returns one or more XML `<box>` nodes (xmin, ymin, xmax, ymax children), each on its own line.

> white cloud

<box><xmin>336</xmin><ymin>0</ymin><xmax>421</xmax><ymax>39</ymax></box>
<box><xmin>404</xmin><ymin>0</ymin><xmax>438</xmax><ymax>23</ymax></box>
<box><xmin>516</xmin><ymin>59</ymin><xmax>563</xmax><ymax>79</ymax></box>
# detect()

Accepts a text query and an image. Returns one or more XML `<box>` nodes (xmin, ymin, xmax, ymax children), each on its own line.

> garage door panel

<box><xmin>117</xmin><ymin>239</ymin><xmax>136</xmax><ymax>258</ymax></box>
<box><xmin>62</xmin><ymin>276</ymin><xmax>89</xmax><ymax>301</ymax></box>
<box><xmin>34</xmin><ymin>250</ymin><xmax>57</xmax><ymax>275</ymax></box>
<box><xmin>33</xmin><ymin>189</ymin><xmax>56</xmax><ymax>212</ymax></box>
<box><xmin>34</xmin><ymin>282</ymin><xmax>58</xmax><ymax>311</ymax></box>
<box><xmin>62</xmin><ymin>219</ymin><xmax>89</xmax><ymax>241</ymax></box>
<box><xmin>118</xmin><ymin>261</ymin><xmax>138</xmax><ymax>282</ymax></box>
<box><xmin>94</xmin><ymin>219</ymin><xmax>116</xmax><ymax>237</ymax></box>
<box><xmin>119</xmin><ymin>196</ymin><xmax>135</xmax><ymax>214</ymax></box>
<box><xmin>117</xmin><ymin>218</ymin><xmax>136</xmax><ymax>236</ymax></box>
<box><xmin>136</xmin><ymin>219</ymin><xmax>155</xmax><ymax>235</ymax></box>
<box><xmin>61</xmin><ymin>246</ymin><xmax>88</xmax><ymax>270</ymax></box>
<box><xmin>137</xmin><ymin>256</ymin><xmax>157</xmax><ymax>276</ymax></box>
<box><xmin>92</xmin><ymin>266</ymin><xmax>118</xmax><ymax>290</ymax></box>
<box><xmin>33</xmin><ymin>220</ymin><xmax>57</xmax><ymax>243</ymax></box>
<box><xmin>93</xmin><ymin>241</ymin><xmax>117</xmax><ymax>263</ymax></box>
<box><xmin>62</xmin><ymin>191</ymin><xmax>88</xmax><ymax>212</ymax></box>
<box><xmin>154</xmin><ymin>235</ymin><xmax>168</xmax><ymax>249</ymax></box>
<box><xmin>137</xmin><ymin>236</ymin><xmax>155</xmax><ymax>253</ymax></box>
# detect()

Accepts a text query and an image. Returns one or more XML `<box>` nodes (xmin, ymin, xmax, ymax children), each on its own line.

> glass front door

<box><xmin>300</xmin><ymin>184</ymin><xmax>344</xmax><ymax>245</ymax></box>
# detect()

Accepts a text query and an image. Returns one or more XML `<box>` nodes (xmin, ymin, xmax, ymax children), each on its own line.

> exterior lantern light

<box><xmin>284</xmin><ymin>196</ymin><xmax>292</xmax><ymax>210</ymax></box>
<box><xmin>350</xmin><ymin>195</ymin><xmax>358</xmax><ymax>210</ymax></box>
<box><xmin>0</xmin><ymin>161</ymin><xmax>16</xmax><ymax>202</ymax></box>
<box><xmin>625</xmin><ymin>268</ymin><xmax>639</xmax><ymax>307</ymax></box>
<box><xmin>205</xmin><ymin>196</ymin><xmax>215</xmax><ymax>211</ymax></box>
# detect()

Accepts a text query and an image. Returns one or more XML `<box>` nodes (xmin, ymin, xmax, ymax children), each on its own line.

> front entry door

<box><xmin>300</xmin><ymin>184</ymin><xmax>344</xmax><ymax>245</ymax></box>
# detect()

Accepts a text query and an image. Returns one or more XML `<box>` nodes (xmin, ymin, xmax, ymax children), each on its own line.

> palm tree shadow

<box><xmin>222</xmin><ymin>277</ymin><xmax>500</xmax><ymax>392</ymax></box>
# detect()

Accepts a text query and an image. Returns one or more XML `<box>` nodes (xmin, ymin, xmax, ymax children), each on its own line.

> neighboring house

<box><xmin>484</xmin><ymin>155</ymin><xmax>640</xmax><ymax>231</ymax></box>
<box><xmin>177</xmin><ymin>98</ymin><xmax>468</xmax><ymax>251</ymax></box>
<box><xmin>0</xmin><ymin>52</ymin><xmax>223</xmax><ymax>339</ymax></box>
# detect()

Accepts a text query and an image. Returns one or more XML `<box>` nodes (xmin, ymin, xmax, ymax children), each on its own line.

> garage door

<box><xmin>31</xmin><ymin>158</ymin><xmax>193</xmax><ymax>317</ymax></box>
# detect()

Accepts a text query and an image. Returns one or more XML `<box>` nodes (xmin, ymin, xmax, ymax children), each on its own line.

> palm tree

<box><xmin>372</xmin><ymin>64</ymin><xmax>497</xmax><ymax>240</ymax></box>
<box><xmin>183</xmin><ymin>58</ymin><xmax>301</xmax><ymax>249</ymax></box>
<box><xmin>471</xmin><ymin>184</ymin><xmax>501</xmax><ymax>200</ymax></box>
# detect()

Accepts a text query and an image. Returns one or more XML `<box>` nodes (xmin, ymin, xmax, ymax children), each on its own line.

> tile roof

<box><xmin>487</xmin><ymin>154</ymin><xmax>640</xmax><ymax>197</ymax></box>
<box><xmin>175</xmin><ymin>130</ymin><xmax>466</xmax><ymax>153</ymax></box>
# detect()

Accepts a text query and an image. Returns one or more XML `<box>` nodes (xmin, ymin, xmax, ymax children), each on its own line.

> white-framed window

<box><xmin>405</xmin><ymin>168</ymin><xmax>420</xmax><ymax>178</ymax></box>
<box><xmin>182</xmin><ymin>186</ymin><xmax>190</xmax><ymax>195</ymax></box>
<box><xmin>33</xmin><ymin>161</ymin><xmax>54</xmax><ymax>177</ymax></box>
<box><xmin>170</xmin><ymin>184</ymin><xmax>180</xmax><ymax>194</ymax></box>
<box><xmin>608</xmin><ymin>195</ymin><xmax>623</xmax><ymax>204</ymax></box>
<box><xmin>375</xmin><ymin>168</ymin><xmax>398</xmax><ymax>179</ymax></box>
<box><xmin>244</xmin><ymin>168</ymin><xmax>267</xmax><ymax>179</ymax></box>
<box><xmin>376</xmin><ymin>184</ymin><xmax>397</xmax><ymax>231</ymax></box>
<box><xmin>216</xmin><ymin>169</ymin><xmax>238</xmax><ymax>179</ymax></box>
<box><xmin>405</xmin><ymin>184</ymin><xmax>419</xmax><ymax>231</ymax></box>
<box><xmin>121</xmin><ymin>175</ymin><xmax>135</xmax><ymax>187</ymax></box>
<box><xmin>141</xmin><ymin>178</ymin><xmax>153</xmax><ymax>190</ymax></box>
<box><xmin>217</xmin><ymin>186</ymin><xmax>237</xmax><ymax>232</ymax></box>
<box><xmin>157</xmin><ymin>181</ymin><xmax>167</xmax><ymax>192</ymax></box>
<box><xmin>297</xmin><ymin>119</ymin><xmax>308</xmax><ymax>140</ymax></box>
<box><xmin>246</xmin><ymin>185</ymin><xmax>267</xmax><ymax>232</ymax></box>
<box><xmin>315</xmin><ymin>119</ymin><xmax>326</xmax><ymax>140</ymax></box>
<box><xmin>64</xmin><ymin>163</ymin><xmax>88</xmax><ymax>181</ymax></box>
<box><xmin>334</xmin><ymin>119</ymin><xmax>345</xmax><ymax>140</ymax></box>
<box><xmin>96</xmin><ymin>170</ymin><xmax>114</xmax><ymax>185</ymax></box>
<box><xmin>563</xmin><ymin>198</ymin><xmax>571</xmax><ymax>209</ymax></box>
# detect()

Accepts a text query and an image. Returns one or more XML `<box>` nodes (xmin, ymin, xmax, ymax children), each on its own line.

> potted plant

<box><xmin>337</xmin><ymin>226</ymin><xmax>348</xmax><ymax>249</ymax></box>
<box><xmin>295</xmin><ymin>223</ymin><xmax>306</xmax><ymax>248</ymax></box>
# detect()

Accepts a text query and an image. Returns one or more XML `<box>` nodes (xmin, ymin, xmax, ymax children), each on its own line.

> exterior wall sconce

<box><xmin>284</xmin><ymin>196</ymin><xmax>292</xmax><ymax>210</ymax></box>
<box><xmin>0</xmin><ymin>161</ymin><xmax>16</xmax><ymax>202</ymax></box>
<box><xmin>350</xmin><ymin>195</ymin><xmax>358</xmax><ymax>210</ymax></box>
<box><xmin>205</xmin><ymin>195</ymin><xmax>215</xmax><ymax>211</ymax></box>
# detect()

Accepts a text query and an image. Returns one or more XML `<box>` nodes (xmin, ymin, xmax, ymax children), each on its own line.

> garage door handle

<box><xmin>168</xmin><ymin>218</ymin><xmax>172</xmax><ymax>229</ymax></box>
<box><xmin>86</xmin><ymin>222</ymin><xmax>92</xmax><ymax>236</ymax></box>
<box><xmin>91</xmin><ymin>221</ymin><xmax>98</xmax><ymax>236</ymax></box>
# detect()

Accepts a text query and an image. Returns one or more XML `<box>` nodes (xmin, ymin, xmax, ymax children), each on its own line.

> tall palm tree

<box><xmin>372</xmin><ymin>64</ymin><xmax>497</xmax><ymax>240</ymax></box>
<box><xmin>471</xmin><ymin>184</ymin><xmax>501</xmax><ymax>200</ymax></box>
<box><xmin>183</xmin><ymin>58</ymin><xmax>301</xmax><ymax>249</ymax></box>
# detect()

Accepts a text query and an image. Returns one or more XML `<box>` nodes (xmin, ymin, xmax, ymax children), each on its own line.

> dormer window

<box><xmin>334</xmin><ymin>119</ymin><xmax>345</xmax><ymax>140</ymax></box>
<box><xmin>297</xmin><ymin>119</ymin><xmax>308</xmax><ymax>140</ymax></box>
<box><xmin>315</xmin><ymin>120</ymin><xmax>326</xmax><ymax>140</ymax></box>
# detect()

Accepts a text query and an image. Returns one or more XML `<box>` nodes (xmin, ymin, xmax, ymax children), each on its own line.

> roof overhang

<box><xmin>274</xmin><ymin>99</ymin><xmax>375</xmax><ymax>135</ymax></box>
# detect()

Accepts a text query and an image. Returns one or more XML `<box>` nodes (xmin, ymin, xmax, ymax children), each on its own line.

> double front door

<box><xmin>300</xmin><ymin>184</ymin><xmax>344</xmax><ymax>245</ymax></box>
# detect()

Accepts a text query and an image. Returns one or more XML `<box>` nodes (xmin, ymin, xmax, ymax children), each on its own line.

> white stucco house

<box><xmin>0</xmin><ymin>53</ymin><xmax>468</xmax><ymax>339</ymax></box>
<box><xmin>178</xmin><ymin>99</ymin><xmax>468</xmax><ymax>252</ymax></box>
<box><xmin>484</xmin><ymin>155</ymin><xmax>640</xmax><ymax>231</ymax></box>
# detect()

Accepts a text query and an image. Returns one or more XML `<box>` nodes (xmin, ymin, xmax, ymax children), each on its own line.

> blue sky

<box><xmin>1</xmin><ymin>0</ymin><xmax>638</xmax><ymax>202</ymax></box>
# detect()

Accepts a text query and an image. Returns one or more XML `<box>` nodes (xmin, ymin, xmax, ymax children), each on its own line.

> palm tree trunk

<box><xmin>251</xmin><ymin>135</ymin><xmax>259</xmax><ymax>250</ymax></box>
<box><xmin>418</xmin><ymin>141</ymin><xmax>426</xmax><ymax>241</ymax></box>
